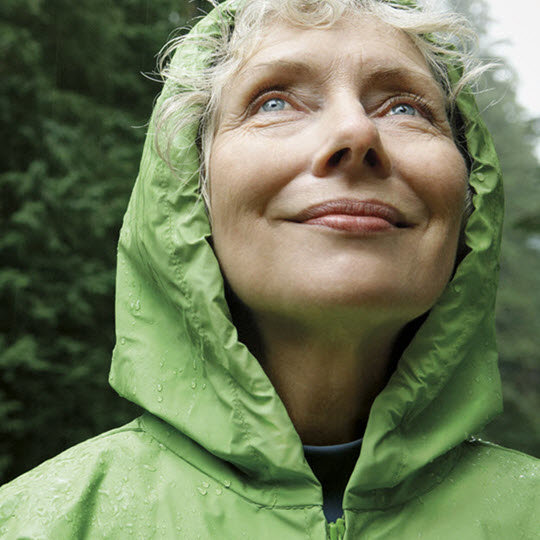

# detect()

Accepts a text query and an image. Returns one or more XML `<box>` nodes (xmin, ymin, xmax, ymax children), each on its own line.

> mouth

<box><xmin>291</xmin><ymin>199</ymin><xmax>410</xmax><ymax>233</ymax></box>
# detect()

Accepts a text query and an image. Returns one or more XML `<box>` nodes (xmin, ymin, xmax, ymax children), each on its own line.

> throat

<box><xmin>254</xmin><ymin>319</ymin><xmax>399</xmax><ymax>445</ymax></box>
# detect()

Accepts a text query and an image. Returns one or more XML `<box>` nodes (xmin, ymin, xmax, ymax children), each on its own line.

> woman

<box><xmin>1</xmin><ymin>0</ymin><xmax>538</xmax><ymax>538</ymax></box>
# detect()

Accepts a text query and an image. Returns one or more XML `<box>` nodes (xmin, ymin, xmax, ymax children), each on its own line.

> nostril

<box><xmin>328</xmin><ymin>148</ymin><xmax>349</xmax><ymax>168</ymax></box>
<box><xmin>364</xmin><ymin>149</ymin><xmax>378</xmax><ymax>168</ymax></box>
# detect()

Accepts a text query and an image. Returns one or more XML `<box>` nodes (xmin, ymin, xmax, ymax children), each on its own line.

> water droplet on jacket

<box><xmin>135</xmin><ymin>299</ymin><xmax>141</xmax><ymax>311</ymax></box>
<box><xmin>159</xmin><ymin>361</ymin><xmax>164</xmax><ymax>368</ymax></box>
<box><xmin>120</xmin><ymin>337</ymin><xmax>126</xmax><ymax>345</ymax></box>
<box><xmin>191</xmin><ymin>380</ymin><xmax>197</xmax><ymax>389</ymax></box>
<box><xmin>157</xmin><ymin>396</ymin><xmax>163</xmax><ymax>403</ymax></box>
<box><xmin>197</xmin><ymin>487</ymin><xmax>207</xmax><ymax>496</ymax></box>
<box><xmin>202</xmin><ymin>481</ymin><xmax>210</xmax><ymax>488</ymax></box>
<box><xmin>454</xmin><ymin>284</ymin><xmax>461</xmax><ymax>293</ymax></box>
<box><xmin>143</xmin><ymin>464</ymin><xmax>156</xmax><ymax>472</ymax></box>
<box><xmin>477</xmin><ymin>172</ymin><xmax>485</xmax><ymax>182</ymax></box>
<box><xmin>157</xmin><ymin>384</ymin><xmax>163</xmax><ymax>392</ymax></box>
<box><xmin>223</xmin><ymin>480</ymin><xmax>231</xmax><ymax>488</ymax></box>
<box><xmin>215</xmin><ymin>488</ymin><xmax>222</xmax><ymax>495</ymax></box>
<box><xmin>202</xmin><ymin>383</ymin><xmax>207</xmax><ymax>390</ymax></box>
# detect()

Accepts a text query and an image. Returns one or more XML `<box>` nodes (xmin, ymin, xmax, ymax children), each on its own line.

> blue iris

<box><xmin>261</xmin><ymin>98</ymin><xmax>287</xmax><ymax>112</ymax></box>
<box><xmin>389</xmin><ymin>103</ymin><xmax>417</xmax><ymax>116</ymax></box>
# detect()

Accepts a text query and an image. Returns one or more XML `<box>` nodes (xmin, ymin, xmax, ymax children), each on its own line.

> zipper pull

<box><xmin>326</xmin><ymin>517</ymin><xmax>346</xmax><ymax>540</ymax></box>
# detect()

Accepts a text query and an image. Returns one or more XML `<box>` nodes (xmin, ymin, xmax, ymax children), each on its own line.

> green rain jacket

<box><xmin>1</xmin><ymin>2</ymin><xmax>539</xmax><ymax>538</ymax></box>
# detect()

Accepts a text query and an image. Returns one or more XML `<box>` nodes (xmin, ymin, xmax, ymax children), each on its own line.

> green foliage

<box><xmin>451</xmin><ymin>0</ymin><xmax>540</xmax><ymax>456</ymax></box>
<box><xmin>0</xmin><ymin>0</ymin><xmax>202</xmax><ymax>484</ymax></box>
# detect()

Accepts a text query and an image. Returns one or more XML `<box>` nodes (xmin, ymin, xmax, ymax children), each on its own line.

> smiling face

<box><xmin>209</xmin><ymin>14</ymin><xmax>468</xmax><ymax>333</ymax></box>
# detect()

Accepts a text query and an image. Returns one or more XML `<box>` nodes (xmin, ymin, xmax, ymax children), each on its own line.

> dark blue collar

<box><xmin>303</xmin><ymin>438</ymin><xmax>363</xmax><ymax>522</ymax></box>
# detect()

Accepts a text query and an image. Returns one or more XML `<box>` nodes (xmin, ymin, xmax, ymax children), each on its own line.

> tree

<box><xmin>451</xmin><ymin>0</ymin><xmax>540</xmax><ymax>456</ymax></box>
<box><xmin>0</xmin><ymin>0</ymin><xmax>197</xmax><ymax>483</ymax></box>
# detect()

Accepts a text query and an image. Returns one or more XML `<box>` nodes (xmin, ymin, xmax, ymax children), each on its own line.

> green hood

<box><xmin>110</xmin><ymin>0</ymin><xmax>504</xmax><ymax>509</ymax></box>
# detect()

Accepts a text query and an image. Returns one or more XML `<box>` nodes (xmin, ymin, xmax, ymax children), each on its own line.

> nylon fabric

<box><xmin>1</xmin><ymin>1</ymin><xmax>539</xmax><ymax>538</ymax></box>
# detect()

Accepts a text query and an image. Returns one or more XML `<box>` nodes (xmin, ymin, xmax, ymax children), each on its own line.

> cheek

<box><xmin>208</xmin><ymin>139</ymin><xmax>250</xmax><ymax>234</ymax></box>
<box><xmin>395</xmin><ymin>137</ymin><xmax>468</xmax><ymax>227</ymax></box>
<box><xmin>208</xmin><ymin>131</ymin><xmax>305</xmax><ymax>231</ymax></box>
<box><xmin>207</xmin><ymin>136</ymin><xmax>271</xmax><ymax>283</ymax></box>
<box><xmin>391</xmin><ymin>138</ymin><xmax>468</xmax><ymax>298</ymax></box>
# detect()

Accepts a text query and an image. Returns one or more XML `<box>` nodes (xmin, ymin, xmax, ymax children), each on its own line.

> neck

<box><xmin>250</xmin><ymin>314</ymin><xmax>404</xmax><ymax>445</ymax></box>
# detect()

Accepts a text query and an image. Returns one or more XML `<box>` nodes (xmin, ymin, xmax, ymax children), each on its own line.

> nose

<box><xmin>311</xmin><ymin>99</ymin><xmax>392</xmax><ymax>179</ymax></box>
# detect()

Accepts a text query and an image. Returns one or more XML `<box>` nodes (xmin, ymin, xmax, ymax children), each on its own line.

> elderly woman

<box><xmin>0</xmin><ymin>0</ymin><xmax>538</xmax><ymax>538</ymax></box>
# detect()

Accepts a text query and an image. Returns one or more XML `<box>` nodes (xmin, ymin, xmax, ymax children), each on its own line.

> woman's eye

<box><xmin>259</xmin><ymin>97</ymin><xmax>288</xmax><ymax>113</ymax></box>
<box><xmin>388</xmin><ymin>103</ymin><xmax>419</xmax><ymax>117</ymax></box>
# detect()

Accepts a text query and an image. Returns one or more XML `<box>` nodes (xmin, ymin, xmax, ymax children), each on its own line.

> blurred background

<box><xmin>1</xmin><ymin>0</ymin><xmax>539</xmax><ymax>484</ymax></box>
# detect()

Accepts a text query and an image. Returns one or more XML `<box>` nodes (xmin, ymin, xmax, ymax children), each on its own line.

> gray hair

<box><xmin>155</xmin><ymin>0</ymin><xmax>488</xmax><ymax>208</ymax></box>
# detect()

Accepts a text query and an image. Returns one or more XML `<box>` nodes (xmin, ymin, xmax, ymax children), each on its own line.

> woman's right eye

<box><xmin>258</xmin><ymin>97</ymin><xmax>289</xmax><ymax>113</ymax></box>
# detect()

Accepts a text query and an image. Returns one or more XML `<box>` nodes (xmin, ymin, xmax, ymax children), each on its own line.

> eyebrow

<box><xmin>235</xmin><ymin>57</ymin><xmax>445</xmax><ymax>101</ymax></box>
<box><xmin>366</xmin><ymin>66</ymin><xmax>442</xmax><ymax>88</ymax></box>
<box><xmin>235</xmin><ymin>59</ymin><xmax>317</xmax><ymax>84</ymax></box>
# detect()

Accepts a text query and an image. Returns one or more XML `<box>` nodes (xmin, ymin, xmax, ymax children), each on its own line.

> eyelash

<box><xmin>247</xmin><ymin>85</ymin><xmax>293</xmax><ymax>114</ymax></box>
<box><xmin>247</xmin><ymin>85</ymin><xmax>436</xmax><ymax>122</ymax></box>
<box><xmin>383</xmin><ymin>94</ymin><xmax>435</xmax><ymax>121</ymax></box>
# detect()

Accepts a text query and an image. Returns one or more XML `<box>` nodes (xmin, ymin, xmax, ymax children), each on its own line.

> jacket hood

<box><xmin>109</xmin><ymin>0</ymin><xmax>504</xmax><ymax>510</ymax></box>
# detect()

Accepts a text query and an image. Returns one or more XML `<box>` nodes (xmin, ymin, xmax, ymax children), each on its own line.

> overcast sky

<box><xmin>486</xmin><ymin>0</ymin><xmax>540</xmax><ymax>119</ymax></box>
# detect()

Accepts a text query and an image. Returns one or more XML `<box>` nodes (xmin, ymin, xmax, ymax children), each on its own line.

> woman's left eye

<box><xmin>259</xmin><ymin>97</ymin><xmax>288</xmax><ymax>113</ymax></box>
<box><xmin>388</xmin><ymin>103</ymin><xmax>419</xmax><ymax>117</ymax></box>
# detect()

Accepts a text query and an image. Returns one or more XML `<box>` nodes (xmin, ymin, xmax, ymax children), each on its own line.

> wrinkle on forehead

<box><xmin>230</xmin><ymin>14</ymin><xmax>436</xmax><ymax>87</ymax></box>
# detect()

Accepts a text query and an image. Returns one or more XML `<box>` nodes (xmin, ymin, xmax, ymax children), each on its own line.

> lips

<box><xmin>292</xmin><ymin>199</ymin><xmax>409</xmax><ymax>232</ymax></box>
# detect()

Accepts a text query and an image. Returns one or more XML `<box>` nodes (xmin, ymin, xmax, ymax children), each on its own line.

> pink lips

<box><xmin>294</xmin><ymin>199</ymin><xmax>408</xmax><ymax>233</ymax></box>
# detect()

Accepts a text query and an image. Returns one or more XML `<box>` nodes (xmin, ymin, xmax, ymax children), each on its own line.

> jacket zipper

<box><xmin>326</xmin><ymin>517</ymin><xmax>346</xmax><ymax>540</ymax></box>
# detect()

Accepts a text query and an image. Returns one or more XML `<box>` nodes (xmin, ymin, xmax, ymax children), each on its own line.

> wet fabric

<box><xmin>0</xmin><ymin>1</ymin><xmax>539</xmax><ymax>539</ymax></box>
<box><xmin>303</xmin><ymin>438</ymin><xmax>363</xmax><ymax>522</ymax></box>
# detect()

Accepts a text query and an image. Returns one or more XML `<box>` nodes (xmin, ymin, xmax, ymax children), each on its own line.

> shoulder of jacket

<box><xmin>3</xmin><ymin>418</ymin><xmax>147</xmax><ymax>484</ymax></box>
<box><xmin>409</xmin><ymin>440</ymin><xmax>540</xmax><ymax>538</ymax></box>
<box><xmin>461</xmin><ymin>437</ymin><xmax>540</xmax><ymax>470</ymax></box>
<box><xmin>451</xmin><ymin>438</ymin><xmax>540</xmax><ymax>503</ymax></box>
<box><xmin>0</xmin><ymin>417</ymin><xmax>153</xmax><ymax>537</ymax></box>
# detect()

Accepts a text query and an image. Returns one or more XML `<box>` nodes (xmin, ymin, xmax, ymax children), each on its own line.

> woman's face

<box><xmin>209</xmin><ymin>15</ymin><xmax>468</xmax><ymax>330</ymax></box>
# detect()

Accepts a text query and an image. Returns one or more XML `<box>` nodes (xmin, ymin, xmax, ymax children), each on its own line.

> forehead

<box><xmin>231</xmin><ymin>13</ymin><xmax>436</xmax><ymax>89</ymax></box>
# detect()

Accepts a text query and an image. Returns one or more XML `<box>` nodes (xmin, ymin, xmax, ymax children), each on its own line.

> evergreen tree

<box><xmin>0</xmin><ymin>0</ymin><xmax>195</xmax><ymax>483</ymax></box>
<box><xmin>452</xmin><ymin>0</ymin><xmax>540</xmax><ymax>455</ymax></box>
